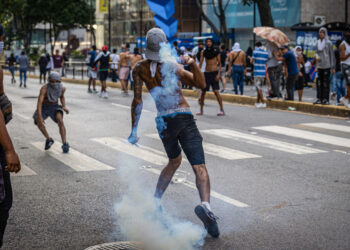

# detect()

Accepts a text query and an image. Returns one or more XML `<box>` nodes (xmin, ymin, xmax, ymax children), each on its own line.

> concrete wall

<box><xmin>301</xmin><ymin>0</ymin><xmax>349</xmax><ymax>23</ymax></box>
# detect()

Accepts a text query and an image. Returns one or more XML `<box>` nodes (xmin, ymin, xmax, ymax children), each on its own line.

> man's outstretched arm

<box><xmin>178</xmin><ymin>57</ymin><xmax>205</xmax><ymax>89</ymax></box>
<box><xmin>128</xmin><ymin>63</ymin><xmax>143</xmax><ymax>144</ymax></box>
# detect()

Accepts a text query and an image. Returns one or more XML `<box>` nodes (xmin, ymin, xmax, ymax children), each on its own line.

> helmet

<box><xmin>102</xmin><ymin>45</ymin><xmax>108</xmax><ymax>51</ymax></box>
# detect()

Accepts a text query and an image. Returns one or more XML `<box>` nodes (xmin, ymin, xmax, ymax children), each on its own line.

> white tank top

<box><xmin>341</xmin><ymin>41</ymin><xmax>350</xmax><ymax>65</ymax></box>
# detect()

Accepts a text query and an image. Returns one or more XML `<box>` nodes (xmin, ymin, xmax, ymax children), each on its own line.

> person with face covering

<box><xmin>129</xmin><ymin>28</ymin><xmax>220</xmax><ymax>238</ymax></box>
<box><xmin>339</xmin><ymin>27</ymin><xmax>350</xmax><ymax>108</ymax></box>
<box><xmin>33</xmin><ymin>72</ymin><xmax>70</xmax><ymax>153</ymax></box>
<box><xmin>314</xmin><ymin>27</ymin><xmax>335</xmax><ymax>105</ymax></box>
<box><xmin>228</xmin><ymin>42</ymin><xmax>246</xmax><ymax>95</ymax></box>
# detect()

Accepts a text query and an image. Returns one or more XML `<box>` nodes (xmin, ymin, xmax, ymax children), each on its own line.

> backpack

<box><xmin>86</xmin><ymin>53</ymin><xmax>96</xmax><ymax>68</ymax></box>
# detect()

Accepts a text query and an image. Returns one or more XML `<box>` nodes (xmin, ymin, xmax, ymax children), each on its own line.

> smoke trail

<box><xmin>115</xmin><ymin>43</ymin><xmax>206</xmax><ymax>249</ymax></box>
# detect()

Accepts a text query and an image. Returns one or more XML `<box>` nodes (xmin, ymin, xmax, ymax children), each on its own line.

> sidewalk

<box><xmin>3</xmin><ymin>70</ymin><xmax>350</xmax><ymax>118</ymax></box>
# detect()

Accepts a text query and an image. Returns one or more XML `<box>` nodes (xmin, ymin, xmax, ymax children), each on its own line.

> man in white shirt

<box><xmin>110</xmin><ymin>49</ymin><xmax>120</xmax><ymax>82</ymax></box>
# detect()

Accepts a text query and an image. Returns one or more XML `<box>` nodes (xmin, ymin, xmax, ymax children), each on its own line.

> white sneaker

<box><xmin>98</xmin><ymin>91</ymin><xmax>103</xmax><ymax>97</ymax></box>
<box><xmin>340</xmin><ymin>97</ymin><xmax>349</xmax><ymax>106</ymax></box>
<box><xmin>255</xmin><ymin>103</ymin><xmax>262</xmax><ymax>108</ymax></box>
<box><xmin>261</xmin><ymin>103</ymin><xmax>266</xmax><ymax>108</ymax></box>
<box><xmin>103</xmin><ymin>91</ymin><xmax>108</xmax><ymax>99</ymax></box>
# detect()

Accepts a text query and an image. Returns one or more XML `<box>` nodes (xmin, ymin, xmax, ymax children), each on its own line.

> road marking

<box><xmin>13</xmin><ymin>112</ymin><xmax>30</xmax><ymax>120</ymax></box>
<box><xmin>253</xmin><ymin>126</ymin><xmax>350</xmax><ymax>148</ymax></box>
<box><xmin>145</xmin><ymin>167</ymin><xmax>249</xmax><ymax>208</ymax></box>
<box><xmin>301</xmin><ymin>123</ymin><xmax>350</xmax><ymax>133</ymax></box>
<box><xmin>146</xmin><ymin>133</ymin><xmax>261</xmax><ymax>160</ymax></box>
<box><xmin>11</xmin><ymin>164</ymin><xmax>37</xmax><ymax>177</ymax></box>
<box><xmin>111</xmin><ymin>103</ymin><xmax>152</xmax><ymax>113</ymax></box>
<box><xmin>202</xmin><ymin>129</ymin><xmax>326</xmax><ymax>154</ymax></box>
<box><xmin>31</xmin><ymin>141</ymin><xmax>115</xmax><ymax>171</ymax></box>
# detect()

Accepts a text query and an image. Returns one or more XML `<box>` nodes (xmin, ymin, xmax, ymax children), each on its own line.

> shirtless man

<box><xmin>198</xmin><ymin>38</ymin><xmax>225</xmax><ymax>116</ymax></box>
<box><xmin>129</xmin><ymin>47</ymin><xmax>143</xmax><ymax>90</ymax></box>
<box><xmin>128</xmin><ymin>28</ymin><xmax>219</xmax><ymax>238</ymax></box>
<box><xmin>228</xmin><ymin>42</ymin><xmax>246</xmax><ymax>95</ymax></box>
<box><xmin>118</xmin><ymin>44</ymin><xmax>130</xmax><ymax>95</ymax></box>
<box><xmin>33</xmin><ymin>72</ymin><xmax>70</xmax><ymax>153</ymax></box>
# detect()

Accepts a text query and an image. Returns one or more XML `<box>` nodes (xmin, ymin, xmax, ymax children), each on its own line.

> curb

<box><xmin>4</xmin><ymin>72</ymin><xmax>350</xmax><ymax>118</ymax></box>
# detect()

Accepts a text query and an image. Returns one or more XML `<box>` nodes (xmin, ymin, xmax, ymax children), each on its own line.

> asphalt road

<box><xmin>2</xmin><ymin>75</ymin><xmax>350</xmax><ymax>250</ymax></box>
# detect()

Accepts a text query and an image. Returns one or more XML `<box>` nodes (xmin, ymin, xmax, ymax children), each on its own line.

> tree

<box><xmin>195</xmin><ymin>0</ymin><xmax>231</xmax><ymax>47</ymax></box>
<box><xmin>242</xmin><ymin>0</ymin><xmax>274</xmax><ymax>27</ymax></box>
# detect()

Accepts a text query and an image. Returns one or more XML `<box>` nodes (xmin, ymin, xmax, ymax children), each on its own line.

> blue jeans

<box><xmin>335</xmin><ymin>71</ymin><xmax>346</xmax><ymax>102</ymax></box>
<box><xmin>232</xmin><ymin>65</ymin><xmax>244</xmax><ymax>95</ymax></box>
<box><xmin>19</xmin><ymin>68</ymin><xmax>27</xmax><ymax>84</ymax></box>
<box><xmin>8</xmin><ymin>66</ymin><xmax>15</xmax><ymax>78</ymax></box>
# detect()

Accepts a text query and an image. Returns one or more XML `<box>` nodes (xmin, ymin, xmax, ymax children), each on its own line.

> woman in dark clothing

<box><xmin>245</xmin><ymin>47</ymin><xmax>253</xmax><ymax>85</ymax></box>
<box><xmin>38</xmin><ymin>54</ymin><xmax>48</xmax><ymax>84</ymax></box>
<box><xmin>7</xmin><ymin>54</ymin><xmax>16</xmax><ymax>84</ymax></box>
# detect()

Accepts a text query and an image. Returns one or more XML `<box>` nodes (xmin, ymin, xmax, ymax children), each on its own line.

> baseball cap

<box><xmin>102</xmin><ymin>45</ymin><xmax>108</xmax><ymax>51</ymax></box>
<box><xmin>145</xmin><ymin>28</ymin><xmax>167</xmax><ymax>61</ymax></box>
<box><xmin>49</xmin><ymin>71</ymin><xmax>61</xmax><ymax>82</ymax></box>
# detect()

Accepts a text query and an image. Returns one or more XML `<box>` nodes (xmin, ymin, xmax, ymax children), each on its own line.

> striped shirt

<box><xmin>252</xmin><ymin>47</ymin><xmax>268</xmax><ymax>77</ymax></box>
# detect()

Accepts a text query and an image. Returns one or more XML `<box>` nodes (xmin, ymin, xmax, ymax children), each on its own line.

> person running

<box><xmin>95</xmin><ymin>45</ymin><xmax>110</xmax><ymax>98</ymax></box>
<box><xmin>275</xmin><ymin>45</ymin><xmax>299</xmax><ymax>101</ymax></box>
<box><xmin>33</xmin><ymin>72</ymin><xmax>70</xmax><ymax>153</ymax></box>
<box><xmin>110</xmin><ymin>48</ymin><xmax>119</xmax><ymax>83</ymax></box>
<box><xmin>129</xmin><ymin>47</ymin><xmax>143</xmax><ymax>90</ymax></box>
<box><xmin>38</xmin><ymin>53</ymin><xmax>48</xmax><ymax>84</ymax></box>
<box><xmin>128</xmin><ymin>28</ymin><xmax>219</xmax><ymax>238</ymax></box>
<box><xmin>219</xmin><ymin>45</ymin><xmax>228</xmax><ymax>93</ymax></box>
<box><xmin>314</xmin><ymin>27</ymin><xmax>335</xmax><ymax>105</ymax></box>
<box><xmin>118</xmin><ymin>44</ymin><xmax>130</xmax><ymax>96</ymax></box>
<box><xmin>7</xmin><ymin>53</ymin><xmax>16</xmax><ymax>84</ymax></box>
<box><xmin>228</xmin><ymin>42</ymin><xmax>246</xmax><ymax>95</ymax></box>
<box><xmin>251</xmin><ymin>41</ymin><xmax>269</xmax><ymax>108</ymax></box>
<box><xmin>294</xmin><ymin>46</ymin><xmax>305</xmax><ymax>102</ymax></box>
<box><xmin>53</xmin><ymin>49</ymin><xmax>64</xmax><ymax>74</ymax></box>
<box><xmin>16</xmin><ymin>51</ymin><xmax>29</xmax><ymax>88</ymax></box>
<box><xmin>87</xmin><ymin>45</ymin><xmax>98</xmax><ymax>93</ymax></box>
<box><xmin>0</xmin><ymin>65</ymin><xmax>21</xmax><ymax>249</ymax></box>
<box><xmin>198</xmin><ymin>38</ymin><xmax>225</xmax><ymax>116</ymax></box>
<box><xmin>339</xmin><ymin>27</ymin><xmax>350</xmax><ymax>108</ymax></box>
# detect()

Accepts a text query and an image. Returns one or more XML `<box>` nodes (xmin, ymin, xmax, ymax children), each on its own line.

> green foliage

<box><xmin>27</xmin><ymin>47</ymin><xmax>41</xmax><ymax>65</ymax></box>
<box><xmin>71</xmin><ymin>50</ymin><xmax>84</xmax><ymax>59</ymax></box>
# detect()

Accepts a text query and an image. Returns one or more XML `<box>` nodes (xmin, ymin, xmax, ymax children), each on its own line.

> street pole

<box><xmin>253</xmin><ymin>1</ymin><xmax>256</xmax><ymax>46</ymax></box>
<box><xmin>90</xmin><ymin>0</ymin><xmax>92</xmax><ymax>47</ymax></box>
<box><xmin>199</xmin><ymin>0</ymin><xmax>202</xmax><ymax>36</ymax></box>
<box><xmin>346</xmin><ymin>0</ymin><xmax>348</xmax><ymax>26</ymax></box>
<box><xmin>140</xmin><ymin>0</ymin><xmax>143</xmax><ymax>49</ymax></box>
<box><xmin>108</xmin><ymin>0</ymin><xmax>111</xmax><ymax>49</ymax></box>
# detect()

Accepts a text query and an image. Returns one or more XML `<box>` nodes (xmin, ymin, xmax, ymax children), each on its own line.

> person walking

<box><xmin>129</xmin><ymin>28</ymin><xmax>219</xmax><ymax>238</ymax></box>
<box><xmin>219</xmin><ymin>45</ymin><xmax>228</xmax><ymax>93</ymax></box>
<box><xmin>53</xmin><ymin>50</ymin><xmax>64</xmax><ymax>74</ymax></box>
<box><xmin>266</xmin><ymin>41</ymin><xmax>282</xmax><ymax>98</ymax></box>
<box><xmin>340</xmin><ymin>27</ymin><xmax>350</xmax><ymax>108</ymax></box>
<box><xmin>228</xmin><ymin>42</ymin><xmax>246</xmax><ymax>95</ymax></box>
<box><xmin>118</xmin><ymin>44</ymin><xmax>131</xmax><ymax>96</ymax></box>
<box><xmin>110</xmin><ymin>49</ymin><xmax>119</xmax><ymax>83</ymax></box>
<box><xmin>95</xmin><ymin>45</ymin><xmax>110</xmax><ymax>98</ymax></box>
<box><xmin>314</xmin><ymin>27</ymin><xmax>335</xmax><ymax>105</ymax></box>
<box><xmin>294</xmin><ymin>46</ymin><xmax>305</xmax><ymax>102</ymax></box>
<box><xmin>87</xmin><ymin>45</ymin><xmax>98</xmax><ymax>93</ymax></box>
<box><xmin>38</xmin><ymin>54</ymin><xmax>48</xmax><ymax>84</ymax></box>
<box><xmin>334</xmin><ymin>40</ymin><xmax>346</xmax><ymax>105</ymax></box>
<box><xmin>0</xmin><ymin>67</ymin><xmax>21</xmax><ymax>248</ymax></box>
<box><xmin>251</xmin><ymin>41</ymin><xmax>269</xmax><ymax>108</ymax></box>
<box><xmin>6</xmin><ymin>53</ymin><xmax>16</xmax><ymax>84</ymax></box>
<box><xmin>198</xmin><ymin>38</ymin><xmax>225</xmax><ymax>116</ymax></box>
<box><xmin>46</xmin><ymin>53</ymin><xmax>53</xmax><ymax>75</ymax></box>
<box><xmin>62</xmin><ymin>52</ymin><xmax>68</xmax><ymax>77</ymax></box>
<box><xmin>16</xmin><ymin>51</ymin><xmax>29</xmax><ymax>88</ymax></box>
<box><xmin>275</xmin><ymin>45</ymin><xmax>299</xmax><ymax>101</ymax></box>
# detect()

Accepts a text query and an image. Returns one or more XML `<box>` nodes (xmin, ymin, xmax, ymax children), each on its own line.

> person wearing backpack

<box><xmin>38</xmin><ymin>53</ymin><xmax>48</xmax><ymax>84</ymax></box>
<box><xmin>95</xmin><ymin>45</ymin><xmax>110</xmax><ymax>98</ymax></box>
<box><xmin>87</xmin><ymin>45</ymin><xmax>97</xmax><ymax>93</ymax></box>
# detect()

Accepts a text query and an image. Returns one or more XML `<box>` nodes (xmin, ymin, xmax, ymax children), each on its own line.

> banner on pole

<box><xmin>99</xmin><ymin>0</ymin><xmax>108</xmax><ymax>13</ymax></box>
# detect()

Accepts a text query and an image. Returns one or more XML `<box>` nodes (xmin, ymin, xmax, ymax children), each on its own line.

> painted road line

<box><xmin>111</xmin><ymin>103</ymin><xmax>152</xmax><ymax>113</ymax></box>
<box><xmin>11</xmin><ymin>164</ymin><xmax>37</xmax><ymax>177</ymax></box>
<box><xmin>146</xmin><ymin>133</ymin><xmax>262</xmax><ymax>160</ymax></box>
<box><xmin>253</xmin><ymin>126</ymin><xmax>350</xmax><ymax>148</ymax></box>
<box><xmin>301</xmin><ymin>123</ymin><xmax>350</xmax><ymax>133</ymax></box>
<box><xmin>202</xmin><ymin>129</ymin><xmax>326</xmax><ymax>154</ymax></box>
<box><xmin>13</xmin><ymin>112</ymin><xmax>30</xmax><ymax>120</ymax></box>
<box><xmin>146</xmin><ymin>167</ymin><xmax>249</xmax><ymax>208</ymax></box>
<box><xmin>31</xmin><ymin>142</ymin><xmax>114</xmax><ymax>171</ymax></box>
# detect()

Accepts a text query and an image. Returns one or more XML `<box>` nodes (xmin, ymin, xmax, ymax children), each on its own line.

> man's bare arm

<box><xmin>128</xmin><ymin>63</ymin><xmax>143</xmax><ymax>144</ymax></box>
<box><xmin>339</xmin><ymin>43</ymin><xmax>350</xmax><ymax>61</ymax></box>
<box><xmin>60</xmin><ymin>87</ymin><xmax>69</xmax><ymax>114</ymax></box>
<box><xmin>199</xmin><ymin>51</ymin><xmax>204</xmax><ymax>69</ymax></box>
<box><xmin>217</xmin><ymin>53</ymin><xmax>221</xmax><ymax>77</ymax></box>
<box><xmin>178</xmin><ymin>57</ymin><xmax>205</xmax><ymax>89</ymax></box>
<box><xmin>37</xmin><ymin>86</ymin><xmax>46</xmax><ymax>124</ymax></box>
<box><xmin>274</xmin><ymin>50</ymin><xmax>284</xmax><ymax>61</ymax></box>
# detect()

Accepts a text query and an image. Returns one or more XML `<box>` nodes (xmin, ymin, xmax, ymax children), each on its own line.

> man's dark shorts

<box><xmin>99</xmin><ymin>71</ymin><xmax>108</xmax><ymax>81</ymax></box>
<box><xmin>156</xmin><ymin>113</ymin><xmax>205</xmax><ymax>165</ymax></box>
<box><xmin>33</xmin><ymin>104</ymin><xmax>63</xmax><ymax>125</ymax></box>
<box><xmin>204</xmin><ymin>71</ymin><xmax>220</xmax><ymax>91</ymax></box>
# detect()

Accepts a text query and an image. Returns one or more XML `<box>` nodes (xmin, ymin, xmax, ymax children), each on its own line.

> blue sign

<box><xmin>207</xmin><ymin>0</ymin><xmax>301</xmax><ymax>29</ymax></box>
<box><xmin>296</xmin><ymin>31</ymin><xmax>318</xmax><ymax>58</ymax></box>
<box><xmin>146</xmin><ymin>0</ymin><xmax>175</xmax><ymax>20</ymax></box>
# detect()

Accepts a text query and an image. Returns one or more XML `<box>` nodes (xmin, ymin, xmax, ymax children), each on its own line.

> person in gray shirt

<box><xmin>266</xmin><ymin>41</ymin><xmax>282</xmax><ymax>98</ymax></box>
<box><xmin>314</xmin><ymin>27</ymin><xmax>335</xmax><ymax>105</ymax></box>
<box><xmin>16</xmin><ymin>51</ymin><xmax>29</xmax><ymax>88</ymax></box>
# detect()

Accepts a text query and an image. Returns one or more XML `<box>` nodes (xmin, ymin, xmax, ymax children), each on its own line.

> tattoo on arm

<box><xmin>131</xmin><ymin>65</ymin><xmax>143</xmax><ymax>133</ymax></box>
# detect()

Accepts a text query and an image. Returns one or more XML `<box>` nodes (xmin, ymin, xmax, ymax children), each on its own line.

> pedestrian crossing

<box><xmin>11</xmin><ymin>122</ymin><xmax>350</xmax><ymax>179</ymax></box>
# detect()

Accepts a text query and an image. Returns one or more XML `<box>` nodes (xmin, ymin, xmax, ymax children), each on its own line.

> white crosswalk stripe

<box><xmin>111</xmin><ymin>103</ymin><xmax>152</xmax><ymax>113</ymax></box>
<box><xmin>31</xmin><ymin>141</ymin><xmax>115</xmax><ymax>171</ymax></box>
<box><xmin>202</xmin><ymin>129</ymin><xmax>326</xmax><ymax>154</ymax></box>
<box><xmin>11</xmin><ymin>164</ymin><xmax>37</xmax><ymax>177</ymax></box>
<box><xmin>92</xmin><ymin>137</ymin><xmax>250</xmax><ymax>208</ymax></box>
<box><xmin>146</xmin><ymin>134</ymin><xmax>262</xmax><ymax>160</ymax></box>
<box><xmin>301</xmin><ymin>123</ymin><xmax>350</xmax><ymax>133</ymax></box>
<box><xmin>253</xmin><ymin>126</ymin><xmax>350</xmax><ymax>148</ymax></box>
